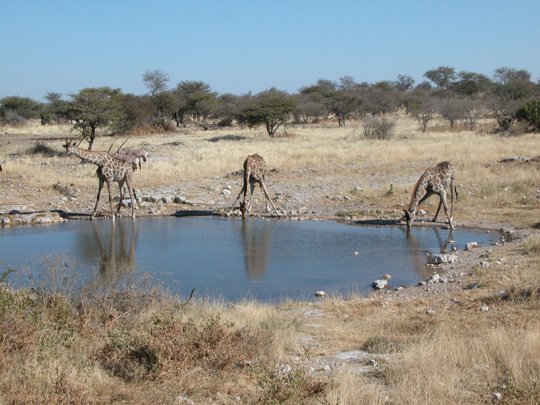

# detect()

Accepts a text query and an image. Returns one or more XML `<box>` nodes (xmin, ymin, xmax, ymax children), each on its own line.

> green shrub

<box><xmin>516</xmin><ymin>100</ymin><xmax>540</xmax><ymax>131</ymax></box>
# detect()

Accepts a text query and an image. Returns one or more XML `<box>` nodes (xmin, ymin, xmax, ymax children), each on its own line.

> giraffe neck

<box><xmin>407</xmin><ymin>175</ymin><xmax>426</xmax><ymax>214</ymax></box>
<box><xmin>69</xmin><ymin>147</ymin><xmax>108</xmax><ymax>166</ymax></box>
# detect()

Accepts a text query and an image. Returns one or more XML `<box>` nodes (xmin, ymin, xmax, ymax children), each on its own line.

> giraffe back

<box><xmin>408</xmin><ymin>161</ymin><xmax>455</xmax><ymax>210</ymax></box>
<box><xmin>244</xmin><ymin>154</ymin><xmax>267</xmax><ymax>183</ymax></box>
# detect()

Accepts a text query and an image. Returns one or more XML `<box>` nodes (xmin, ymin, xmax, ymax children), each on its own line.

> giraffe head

<box><xmin>402</xmin><ymin>209</ymin><xmax>414</xmax><ymax>228</ymax></box>
<box><xmin>63</xmin><ymin>139</ymin><xmax>79</xmax><ymax>153</ymax></box>
<box><xmin>239</xmin><ymin>201</ymin><xmax>247</xmax><ymax>220</ymax></box>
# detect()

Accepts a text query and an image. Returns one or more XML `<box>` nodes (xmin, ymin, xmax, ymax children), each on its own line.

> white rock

<box><xmin>465</xmin><ymin>242</ymin><xmax>478</xmax><ymax>251</ymax></box>
<box><xmin>367</xmin><ymin>359</ymin><xmax>379</xmax><ymax>367</ymax></box>
<box><xmin>173</xmin><ymin>195</ymin><xmax>187</xmax><ymax>204</ymax></box>
<box><xmin>176</xmin><ymin>395</ymin><xmax>195</xmax><ymax>405</ymax></box>
<box><xmin>314</xmin><ymin>290</ymin><xmax>327</xmax><ymax>297</ymax></box>
<box><xmin>427</xmin><ymin>253</ymin><xmax>458</xmax><ymax>265</ymax></box>
<box><xmin>372</xmin><ymin>279</ymin><xmax>388</xmax><ymax>289</ymax></box>
<box><xmin>481</xmin><ymin>303</ymin><xmax>489</xmax><ymax>312</ymax></box>
<box><xmin>279</xmin><ymin>364</ymin><xmax>292</xmax><ymax>374</ymax></box>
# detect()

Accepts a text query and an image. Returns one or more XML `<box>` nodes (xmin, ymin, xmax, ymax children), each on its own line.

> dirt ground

<box><xmin>1</xmin><ymin>123</ymin><xmax>539</xmax><ymax>403</ymax></box>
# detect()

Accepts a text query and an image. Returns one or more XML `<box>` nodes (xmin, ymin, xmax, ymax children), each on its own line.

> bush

<box><xmin>516</xmin><ymin>100</ymin><xmax>540</xmax><ymax>131</ymax></box>
<box><xmin>362</xmin><ymin>116</ymin><xmax>397</xmax><ymax>139</ymax></box>
<box><xmin>0</xmin><ymin>110</ymin><xmax>27</xmax><ymax>126</ymax></box>
<box><xmin>26</xmin><ymin>142</ymin><xmax>60</xmax><ymax>157</ymax></box>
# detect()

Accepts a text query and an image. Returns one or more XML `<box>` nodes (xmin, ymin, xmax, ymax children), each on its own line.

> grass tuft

<box><xmin>523</xmin><ymin>236</ymin><xmax>540</xmax><ymax>255</ymax></box>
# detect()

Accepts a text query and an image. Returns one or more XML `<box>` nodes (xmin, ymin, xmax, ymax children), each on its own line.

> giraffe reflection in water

<box><xmin>241</xmin><ymin>220</ymin><xmax>273</xmax><ymax>280</ymax></box>
<box><xmin>404</xmin><ymin>227</ymin><xmax>455</xmax><ymax>281</ymax></box>
<box><xmin>89</xmin><ymin>220</ymin><xmax>138</xmax><ymax>280</ymax></box>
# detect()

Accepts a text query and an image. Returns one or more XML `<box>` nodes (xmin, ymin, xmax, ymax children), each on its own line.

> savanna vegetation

<box><xmin>1</xmin><ymin>66</ymin><xmax>539</xmax><ymax>404</ymax></box>
<box><xmin>1</xmin><ymin>66</ymin><xmax>540</xmax><ymax>143</ymax></box>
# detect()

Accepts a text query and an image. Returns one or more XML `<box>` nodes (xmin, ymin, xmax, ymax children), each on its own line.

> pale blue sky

<box><xmin>1</xmin><ymin>0</ymin><xmax>539</xmax><ymax>100</ymax></box>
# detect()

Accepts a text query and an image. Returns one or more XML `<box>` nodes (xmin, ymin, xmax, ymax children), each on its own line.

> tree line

<box><xmin>1</xmin><ymin>66</ymin><xmax>539</xmax><ymax>149</ymax></box>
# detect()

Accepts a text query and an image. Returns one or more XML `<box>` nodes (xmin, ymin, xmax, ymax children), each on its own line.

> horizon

<box><xmin>1</xmin><ymin>0</ymin><xmax>539</xmax><ymax>101</ymax></box>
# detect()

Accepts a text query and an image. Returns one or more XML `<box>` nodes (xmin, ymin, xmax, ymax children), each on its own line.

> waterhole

<box><xmin>0</xmin><ymin>217</ymin><xmax>495</xmax><ymax>301</ymax></box>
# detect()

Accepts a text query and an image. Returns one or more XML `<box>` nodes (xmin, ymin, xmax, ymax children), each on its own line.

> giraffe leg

<box><xmin>413</xmin><ymin>191</ymin><xmax>433</xmax><ymax>222</ymax></box>
<box><xmin>92</xmin><ymin>177</ymin><xmax>105</xmax><ymax>220</ymax></box>
<box><xmin>433</xmin><ymin>198</ymin><xmax>443</xmax><ymax>222</ymax></box>
<box><xmin>450</xmin><ymin>179</ymin><xmax>457</xmax><ymax>220</ymax></box>
<box><xmin>106</xmin><ymin>181</ymin><xmax>115</xmax><ymax>222</ymax></box>
<box><xmin>117</xmin><ymin>179</ymin><xmax>125</xmax><ymax>214</ymax></box>
<box><xmin>125</xmin><ymin>177</ymin><xmax>136</xmax><ymax>219</ymax></box>
<box><xmin>246</xmin><ymin>180</ymin><xmax>255</xmax><ymax>213</ymax></box>
<box><xmin>439</xmin><ymin>191</ymin><xmax>454</xmax><ymax>229</ymax></box>
<box><xmin>260</xmin><ymin>180</ymin><xmax>278</xmax><ymax>215</ymax></box>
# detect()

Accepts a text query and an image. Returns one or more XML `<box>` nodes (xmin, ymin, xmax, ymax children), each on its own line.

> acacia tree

<box><xmin>493</xmin><ymin>67</ymin><xmax>531</xmax><ymax>85</ymax></box>
<box><xmin>451</xmin><ymin>71</ymin><xmax>493</xmax><ymax>96</ymax></box>
<box><xmin>69</xmin><ymin>87</ymin><xmax>124</xmax><ymax>150</ymax></box>
<box><xmin>424</xmin><ymin>66</ymin><xmax>456</xmax><ymax>90</ymax></box>
<box><xmin>394</xmin><ymin>74</ymin><xmax>415</xmax><ymax>91</ymax></box>
<box><xmin>236</xmin><ymin>89</ymin><xmax>296</xmax><ymax>137</ymax></box>
<box><xmin>41</xmin><ymin>92</ymin><xmax>72</xmax><ymax>124</ymax></box>
<box><xmin>173</xmin><ymin>81</ymin><xmax>217</xmax><ymax>125</ymax></box>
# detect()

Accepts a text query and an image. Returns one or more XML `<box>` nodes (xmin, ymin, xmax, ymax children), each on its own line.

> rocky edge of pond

<box><xmin>0</xmin><ymin>175</ymin><xmax>530</xmax><ymax>305</ymax></box>
<box><xmin>1</xmin><ymin>194</ymin><xmax>525</xmax><ymax>302</ymax></box>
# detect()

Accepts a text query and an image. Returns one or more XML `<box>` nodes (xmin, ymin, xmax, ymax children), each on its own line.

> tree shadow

<box><xmin>207</xmin><ymin>134</ymin><xmax>248</xmax><ymax>142</ymax></box>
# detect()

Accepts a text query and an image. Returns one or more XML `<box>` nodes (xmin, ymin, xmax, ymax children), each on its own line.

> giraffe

<box><xmin>63</xmin><ymin>140</ymin><xmax>137</xmax><ymax>221</ymax></box>
<box><xmin>403</xmin><ymin>161</ymin><xmax>458</xmax><ymax>229</ymax></box>
<box><xmin>230</xmin><ymin>154</ymin><xmax>279</xmax><ymax>218</ymax></box>
<box><xmin>115</xmin><ymin>147</ymin><xmax>149</xmax><ymax>170</ymax></box>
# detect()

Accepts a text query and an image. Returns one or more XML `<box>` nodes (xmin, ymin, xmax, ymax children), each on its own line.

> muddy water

<box><xmin>0</xmin><ymin>217</ymin><xmax>495</xmax><ymax>301</ymax></box>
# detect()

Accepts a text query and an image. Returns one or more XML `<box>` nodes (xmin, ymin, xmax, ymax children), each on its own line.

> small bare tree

<box><xmin>362</xmin><ymin>116</ymin><xmax>397</xmax><ymax>140</ymax></box>
<box><xmin>436</xmin><ymin>97</ymin><xmax>467</xmax><ymax>129</ymax></box>
<box><xmin>142</xmin><ymin>69</ymin><xmax>169</xmax><ymax>95</ymax></box>
<box><xmin>405</xmin><ymin>95</ymin><xmax>435</xmax><ymax>133</ymax></box>
<box><xmin>461</xmin><ymin>99</ymin><xmax>484</xmax><ymax>130</ymax></box>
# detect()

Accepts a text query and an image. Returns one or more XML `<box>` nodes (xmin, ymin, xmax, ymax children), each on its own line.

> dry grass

<box><xmin>307</xmin><ymin>239</ymin><xmax>540</xmax><ymax>404</ymax></box>
<box><xmin>0</xmin><ymin>264</ymin><xmax>328</xmax><ymax>404</ymax></box>
<box><xmin>1</xmin><ymin>117</ymin><xmax>540</xmax><ymax>403</ymax></box>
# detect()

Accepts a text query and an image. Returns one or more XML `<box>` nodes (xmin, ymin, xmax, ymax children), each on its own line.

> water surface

<box><xmin>0</xmin><ymin>217</ymin><xmax>495</xmax><ymax>301</ymax></box>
